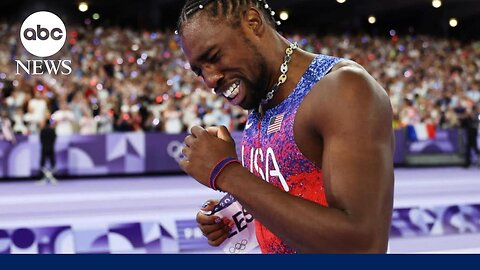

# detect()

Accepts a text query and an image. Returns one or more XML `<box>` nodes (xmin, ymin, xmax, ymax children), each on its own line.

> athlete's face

<box><xmin>180</xmin><ymin>13</ymin><xmax>270</xmax><ymax>110</ymax></box>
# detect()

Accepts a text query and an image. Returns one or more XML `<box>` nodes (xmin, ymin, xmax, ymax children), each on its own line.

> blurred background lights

<box><xmin>432</xmin><ymin>0</ymin><xmax>442</xmax><ymax>8</ymax></box>
<box><xmin>279</xmin><ymin>11</ymin><xmax>289</xmax><ymax>21</ymax></box>
<box><xmin>449</xmin><ymin>18</ymin><xmax>458</xmax><ymax>27</ymax></box>
<box><xmin>78</xmin><ymin>2</ymin><xmax>88</xmax><ymax>12</ymax></box>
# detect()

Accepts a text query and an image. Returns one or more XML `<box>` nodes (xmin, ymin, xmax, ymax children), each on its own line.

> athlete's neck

<box><xmin>262</xmin><ymin>35</ymin><xmax>316</xmax><ymax>111</ymax></box>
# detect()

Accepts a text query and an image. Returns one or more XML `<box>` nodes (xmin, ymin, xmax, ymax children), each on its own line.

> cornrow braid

<box><xmin>176</xmin><ymin>0</ymin><xmax>280</xmax><ymax>35</ymax></box>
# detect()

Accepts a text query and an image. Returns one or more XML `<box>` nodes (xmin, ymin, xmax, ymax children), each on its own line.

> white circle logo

<box><xmin>20</xmin><ymin>11</ymin><xmax>66</xmax><ymax>57</ymax></box>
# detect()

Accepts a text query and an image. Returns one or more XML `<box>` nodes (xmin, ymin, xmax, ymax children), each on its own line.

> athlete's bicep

<box><xmin>316</xmin><ymin>67</ymin><xmax>394</xmax><ymax>233</ymax></box>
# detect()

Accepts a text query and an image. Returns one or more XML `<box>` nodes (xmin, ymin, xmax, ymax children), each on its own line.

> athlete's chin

<box><xmin>237</xmin><ymin>99</ymin><xmax>258</xmax><ymax>111</ymax></box>
<box><xmin>226</xmin><ymin>85</ymin><xmax>262</xmax><ymax>110</ymax></box>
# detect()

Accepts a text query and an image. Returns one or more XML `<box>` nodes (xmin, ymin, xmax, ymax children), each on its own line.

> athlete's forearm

<box><xmin>217</xmin><ymin>164</ymin><xmax>382</xmax><ymax>253</ymax></box>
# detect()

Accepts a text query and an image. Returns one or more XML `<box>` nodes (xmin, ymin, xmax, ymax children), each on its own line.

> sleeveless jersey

<box><xmin>241</xmin><ymin>54</ymin><xmax>343</xmax><ymax>253</ymax></box>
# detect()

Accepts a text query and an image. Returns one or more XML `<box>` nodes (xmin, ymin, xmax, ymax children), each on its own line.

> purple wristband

<box><xmin>209</xmin><ymin>157</ymin><xmax>239</xmax><ymax>192</ymax></box>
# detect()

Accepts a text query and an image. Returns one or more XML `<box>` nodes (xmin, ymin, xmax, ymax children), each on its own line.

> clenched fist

<box><xmin>179</xmin><ymin>126</ymin><xmax>238</xmax><ymax>188</ymax></box>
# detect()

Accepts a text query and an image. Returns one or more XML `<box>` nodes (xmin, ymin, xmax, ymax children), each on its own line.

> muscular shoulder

<box><xmin>304</xmin><ymin>60</ymin><xmax>392</xmax><ymax>136</ymax></box>
<box><xmin>323</xmin><ymin>60</ymin><xmax>386</xmax><ymax>105</ymax></box>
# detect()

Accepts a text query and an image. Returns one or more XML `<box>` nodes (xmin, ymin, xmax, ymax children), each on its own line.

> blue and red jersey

<box><xmin>241</xmin><ymin>55</ymin><xmax>342</xmax><ymax>253</ymax></box>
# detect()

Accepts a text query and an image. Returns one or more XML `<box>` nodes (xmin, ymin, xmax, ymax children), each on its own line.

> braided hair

<box><xmin>176</xmin><ymin>0</ymin><xmax>280</xmax><ymax>34</ymax></box>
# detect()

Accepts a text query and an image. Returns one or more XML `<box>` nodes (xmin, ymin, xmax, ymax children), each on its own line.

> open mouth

<box><xmin>223</xmin><ymin>81</ymin><xmax>240</xmax><ymax>99</ymax></box>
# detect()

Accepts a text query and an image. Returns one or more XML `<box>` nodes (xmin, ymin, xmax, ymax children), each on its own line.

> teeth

<box><xmin>223</xmin><ymin>82</ymin><xmax>240</xmax><ymax>99</ymax></box>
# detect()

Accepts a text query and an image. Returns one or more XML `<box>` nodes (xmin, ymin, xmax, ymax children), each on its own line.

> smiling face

<box><xmin>180</xmin><ymin>11</ymin><xmax>271</xmax><ymax>110</ymax></box>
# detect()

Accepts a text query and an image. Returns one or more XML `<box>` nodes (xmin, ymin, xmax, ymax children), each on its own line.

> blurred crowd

<box><xmin>0</xmin><ymin>23</ymin><xmax>479</xmax><ymax>139</ymax></box>
<box><xmin>0</xmin><ymin>23</ymin><xmax>247</xmax><ymax>139</ymax></box>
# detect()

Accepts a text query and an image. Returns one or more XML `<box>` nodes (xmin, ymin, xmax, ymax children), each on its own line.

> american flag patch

<box><xmin>267</xmin><ymin>113</ymin><xmax>284</xmax><ymax>135</ymax></box>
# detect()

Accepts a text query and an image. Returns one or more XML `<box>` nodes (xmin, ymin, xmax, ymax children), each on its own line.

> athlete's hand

<box><xmin>197</xmin><ymin>200</ymin><xmax>234</xmax><ymax>247</ymax></box>
<box><xmin>180</xmin><ymin>125</ymin><xmax>237</xmax><ymax>188</ymax></box>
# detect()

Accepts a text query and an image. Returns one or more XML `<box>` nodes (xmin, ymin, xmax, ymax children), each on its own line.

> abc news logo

<box><xmin>16</xmin><ymin>11</ymin><xmax>72</xmax><ymax>75</ymax></box>
<box><xmin>23</xmin><ymin>25</ymin><xmax>64</xmax><ymax>41</ymax></box>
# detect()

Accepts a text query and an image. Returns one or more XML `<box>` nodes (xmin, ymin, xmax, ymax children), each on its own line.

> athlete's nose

<box><xmin>202</xmin><ymin>65</ymin><xmax>224</xmax><ymax>89</ymax></box>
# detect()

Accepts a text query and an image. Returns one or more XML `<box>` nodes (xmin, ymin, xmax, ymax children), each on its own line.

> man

<box><xmin>38</xmin><ymin>119</ymin><xmax>58</xmax><ymax>185</ymax></box>
<box><xmin>177</xmin><ymin>0</ymin><xmax>394</xmax><ymax>253</ymax></box>
<box><xmin>462</xmin><ymin>103</ymin><xmax>480</xmax><ymax>167</ymax></box>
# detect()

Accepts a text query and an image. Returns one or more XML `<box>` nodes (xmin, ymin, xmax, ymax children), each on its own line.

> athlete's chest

<box><xmin>240</xmin><ymin>111</ymin><xmax>290</xmax><ymax>190</ymax></box>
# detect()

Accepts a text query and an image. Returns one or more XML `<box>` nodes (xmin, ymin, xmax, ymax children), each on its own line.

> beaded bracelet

<box><xmin>209</xmin><ymin>157</ymin><xmax>240</xmax><ymax>192</ymax></box>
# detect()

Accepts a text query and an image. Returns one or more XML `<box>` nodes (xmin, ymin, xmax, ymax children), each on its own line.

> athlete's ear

<box><xmin>243</xmin><ymin>7</ymin><xmax>265</xmax><ymax>36</ymax></box>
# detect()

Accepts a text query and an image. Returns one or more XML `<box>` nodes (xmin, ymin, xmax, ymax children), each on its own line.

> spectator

<box><xmin>51</xmin><ymin>101</ymin><xmax>75</xmax><ymax>136</ymax></box>
<box><xmin>0</xmin><ymin>110</ymin><xmax>16</xmax><ymax>144</ymax></box>
<box><xmin>163</xmin><ymin>101</ymin><xmax>184</xmax><ymax>134</ymax></box>
<box><xmin>11</xmin><ymin>107</ymin><xmax>28</xmax><ymax>135</ymax></box>
<box><xmin>25</xmin><ymin>89</ymin><xmax>48</xmax><ymax>134</ymax></box>
<box><xmin>0</xmin><ymin>23</ymin><xmax>479</xmax><ymax>135</ymax></box>
<box><xmin>96</xmin><ymin>106</ymin><xmax>114</xmax><ymax>134</ymax></box>
<box><xmin>79</xmin><ymin>108</ymin><xmax>97</xmax><ymax>135</ymax></box>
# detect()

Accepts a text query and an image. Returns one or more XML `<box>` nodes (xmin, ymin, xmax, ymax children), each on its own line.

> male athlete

<box><xmin>177</xmin><ymin>0</ymin><xmax>394</xmax><ymax>253</ymax></box>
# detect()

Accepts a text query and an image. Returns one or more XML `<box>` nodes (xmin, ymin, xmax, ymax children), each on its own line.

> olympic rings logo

<box><xmin>167</xmin><ymin>141</ymin><xmax>185</xmax><ymax>162</ymax></box>
<box><xmin>228</xmin><ymin>239</ymin><xmax>248</xmax><ymax>254</ymax></box>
